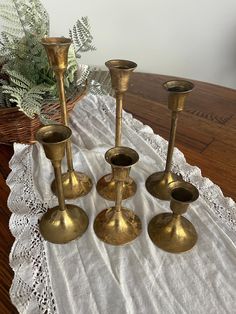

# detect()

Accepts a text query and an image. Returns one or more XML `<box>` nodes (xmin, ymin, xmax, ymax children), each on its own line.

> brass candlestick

<box><xmin>96</xmin><ymin>59</ymin><xmax>137</xmax><ymax>201</ymax></box>
<box><xmin>36</xmin><ymin>125</ymin><xmax>89</xmax><ymax>244</ymax></box>
<box><xmin>148</xmin><ymin>180</ymin><xmax>199</xmax><ymax>253</ymax></box>
<box><xmin>42</xmin><ymin>37</ymin><xmax>92</xmax><ymax>199</ymax></box>
<box><xmin>146</xmin><ymin>80</ymin><xmax>194</xmax><ymax>200</ymax></box>
<box><xmin>94</xmin><ymin>146</ymin><xmax>142</xmax><ymax>245</ymax></box>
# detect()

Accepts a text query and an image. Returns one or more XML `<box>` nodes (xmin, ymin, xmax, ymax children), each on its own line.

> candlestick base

<box><xmin>52</xmin><ymin>170</ymin><xmax>92</xmax><ymax>199</ymax></box>
<box><xmin>148</xmin><ymin>213</ymin><xmax>197</xmax><ymax>253</ymax></box>
<box><xmin>39</xmin><ymin>204</ymin><xmax>89</xmax><ymax>244</ymax></box>
<box><xmin>94</xmin><ymin>207</ymin><xmax>142</xmax><ymax>245</ymax></box>
<box><xmin>145</xmin><ymin>171</ymin><xmax>182</xmax><ymax>201</ymax></box>
<box><xmin>96</xmin><ymin>173</ymin><xmax>137</xmax><ymax>201</ymax></box>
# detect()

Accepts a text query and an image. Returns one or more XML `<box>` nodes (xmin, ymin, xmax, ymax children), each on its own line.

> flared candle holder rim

<box><xmin>105</xmin><ymin>59</ymin><xmax>137</xmax><ymax>71</ymax></box>
<box><xmin>36</xmin><ymin>125</ymin><xmax>72</xmax><ymax>145</ymax></box>
<box><xmin>41</xmin><ymin>36</ymin><xmax>72</xmax><ymax>46</ymax></box>
<box><xmin>105</xmin><ymin>146</ymin><xmax>139</xmax><ymax>168</ymax></box>
<box><xmin>168</xmin><ymin>180</ymin><xmax>199</xmax><ymax>204</ymax></box>
<box><xmin>163</xmin><ymin>80</ymin><xmax>195</xmax><ymax>94</ymax></box>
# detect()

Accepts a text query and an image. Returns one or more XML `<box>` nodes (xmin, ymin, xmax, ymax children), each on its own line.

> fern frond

<box><xmin>0</xmin><ymin>78</ymin><xmax>12</xmax><ymax>107</ymax></box>
<box><xmin>2</xmin><ymin>69</ymin><xmax>50</xmax><ymax>118</ymax></box>
<box><xmin>0</xmin><ymin>4</ymin><xmax>104</xmax><ymax>119</ymax></box>
<box><xmin>65</xmin><ymin>46</ymin><xmax>78</xmax><ymax>88</ymax></box>
<box><xmin>76</xmin><ymin>64</ymin><xmax>90</xmax><ymax>86</ymax></box>
<box><xmin>0</xmin><ymin>0</ymin><xmax>49</xmax><ymax>43</ymax></box>
<box><xmin>0</xmin><ymin>3</ymin><xmax>15</xmax><ymax>11</ymax></box>
<box><xmin>3</xmin><ymin>69</ymin><xmax>32</xmax><ymax>88</ymax></box>
<box><xmin>5</xmin><ymin>83</ymin><xmax>50</xmax><ymax>118</ymax></box>
<box><xmin>23</xmin><ymin>0</ymin><xmax>49</xmax><ymax>35</ymax></box>
<box><xmin>81</xmin><ymin>16</ymin><xmax>89</xmax><ymax>28</ymax></box>
<box><xmin>1</xmin><ymin>25</ymin><xmax>23</xmax><ymax>37</ymax></box>
<box><xmin>69</xmin><ymin>16</ymin><xmax>96</xmax><ymax>58</ymax></box>
<box><xmin>0</xmin><ymin>12</ymin><xmax>20</xmax><ymax>25</ymax></box>
<box><xmin>2</xmin><ymin>85</ymin><xmax>25</xmax><ymax>97</ymax></box>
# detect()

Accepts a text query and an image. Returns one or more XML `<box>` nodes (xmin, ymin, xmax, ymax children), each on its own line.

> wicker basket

<box><xmin>0</xmin><ymin>87</ymin><xmax>86</xmax><ymax>145</ymax></box>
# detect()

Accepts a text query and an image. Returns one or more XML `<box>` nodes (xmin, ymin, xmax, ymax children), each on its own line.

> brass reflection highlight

<box><xmin>146</xmin><ymin>80</ymin><xmax>194</xmax><ymax>200</ymax></box>
<box><xmin>36</xmin><ymin>125</ymin><xmax>89</xmax><ymax>244</ymax></box>
<box><xmin>148</xmin><ymin>180</ymin><xmax>199</xmax><ymax>253</ymax></box>
<box><xmin>96</xmin><ymin>59</ymin><xmax>137</xmax><ymax>201</ymax></box>
<box><xmin>42</xmin><ymin>37</ymin><xmax>92</xmax><ymax>199</ymax></box>
<box><xmin>94</xmin><ymin>147</ymin><xmax>142</xmax><ymax>245</ymax></box>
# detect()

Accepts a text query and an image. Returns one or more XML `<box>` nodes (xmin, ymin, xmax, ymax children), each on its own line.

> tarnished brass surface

<box><xmin>105</xmin><ymin>59</ymin><xmax>137</xmax><ymax>94</ymax></box>
<box><xmin>145</xmin><ymin>171</ymin><xmax>182</xmax><ymax>201</ymax></box>
<box><xmin>36</xmin><ymin>124</ymin><xmax>89</xmax><ymax>244</ymax></box>
<box><xmin>148</xmin><ymin>213</ymin><xmax>197</xmax><ymax>253</ymax></box>
<box><xmin>105</xmin><ymin>59</ymin><xmax>137</xmax><ymax>147</ymax></box>
<box><xmin>36</xmin><ymin>124</ymin><xmax>72</xmax><ymax>162</ymax></box>
<box><xmin>39</xmin><ymin>204</ymin><xmax>89</xmax><ymax>244</ymax></box>
<box><xmin>163</xmin><ymin>80</ymin><xmax>194</xmax><ymax>112</ymax></box>
<box><xmin>96</xmin><ymin>174</ymin><xmax>136</xmax><ymax>201</ymax></box>
<box><xmin>97</xmin><ymin>145</ymin><xmax>138</xmax><ymax>200</ymax></box>
<box><xmin>51</xmin><ymin>171</ymin><xmax>92</xmax><ymax>199</ymax></box>
<box><xmin>94</xmin><ymin>207</ymin><xmax>142</xmax><ymax>246</ymax></box>
<box><xmin>41</xmin><ymin>37</ymin><xmax>71</xmax><ymax>73</ymax></box>
<box><xmin>42</xmin><ymin>37</ymin><xmax>92</xmax><ymax>199</ymax></box>
<box><xmin>148</xmin><ymin>180</ymin><xmax>199</xmax><ymax>253</ymax></box>
<box><xmin>97</xmin><ymin>60</ymin><xmax>137</xmax><ymax>200</ymax></box>
<box><xmin>94</xmin><ymin>146</ymin><xmax>142</xmax><ymax>245</ymax></box>
<box><xmin>146</xmin><ymin>80</ymin><xmax>194</xmax><ymax>201</ymax></box>
<box><xmin>42</xmin><ymin>37</ymin><xmax>71</xmax><ymax>127</ymax></box>
<box><xmin>169</xmin><ymin>180</ymin><xmax>199</xmax><ymax>214</ymax></box>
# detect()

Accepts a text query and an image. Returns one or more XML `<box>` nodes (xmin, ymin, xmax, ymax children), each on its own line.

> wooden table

<box><xmin>0</xmin><ymin>73</ymin><xmax>235</xmax><ymax>313</ymax></box>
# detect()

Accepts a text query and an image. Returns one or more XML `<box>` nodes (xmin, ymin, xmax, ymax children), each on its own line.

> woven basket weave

<box><xmin>0</xmin><ymin>87</ymin><xmax>86</xmax><ymax>145</ymax></box>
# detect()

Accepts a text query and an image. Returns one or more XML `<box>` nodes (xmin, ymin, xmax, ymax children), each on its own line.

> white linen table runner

<box><xmin>7</xmin><ymin>94</ymin><xmax>236</xmax><ymax>314</ymax></box>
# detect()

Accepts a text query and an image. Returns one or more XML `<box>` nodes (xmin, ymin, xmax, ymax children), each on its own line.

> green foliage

<box><xmin>69</xmin><ymin>16</ymin><xmax>96</xmax><ymax>58</ymax></box>
<box><xmin>0</xmin><ymin>77</ymin><xmax>10</xmax><ymax>107</ymax></box>
<box><xmin>0</xmin><ymin>0</ymin><xmax>53</xmax><ymax>117</ymax></box>
<box><xmin>2</xmin><ymin>69</ymin><xmax>51</xmax><ymax>117</ymax></box>
<box><xmin>0</xmin><ymin>0</ymin><xmax>49</xmax><ymax>62</ymax></box>
<box><xmin>0</xmin><ymin>0</ymin><xmax>111</xmax><ymax>121</ymax></box>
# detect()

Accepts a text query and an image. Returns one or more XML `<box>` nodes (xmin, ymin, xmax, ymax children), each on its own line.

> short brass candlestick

<box><xmin>36</xmin><ymin>125</ymin><xmax>89</xmax><ymax>244</ymax></box>
<box><xmin>96</xmin><ymin>60</ymin><xmax>137</xmax><ymax>201</ymax></box>
<box><xmin>148</xmin><ymin>180</ymin><xmax>199</xmax><ymax>253</ymax></box>
<box><xmin>146</xmin><ymin>80</ymin><xmax>194</xmax><ymax>201</ymax></box>
<box><xmin>94</xmin><ymin>146</ymin><xmax>142</xmax><ymax>245</ymax></box>
<box><xmin>42</xmin><ymin>37</ymin><xmax>92</xmax><ymax>199</ymax></box>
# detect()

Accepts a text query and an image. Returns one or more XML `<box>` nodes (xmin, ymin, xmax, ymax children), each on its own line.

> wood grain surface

<box><xmin>126</xmin><ymin>73</ymin><xmax>236</xmax><ymax>199</ymax></box>
<box><xmin>0</xmin><ymin>73</ymin><xmax>235</xmax><ymax>313</ymax></box>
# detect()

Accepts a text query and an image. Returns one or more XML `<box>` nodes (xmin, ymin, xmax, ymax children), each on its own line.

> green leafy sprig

<box><xmin>0</xmin><ymin>0</ymin><xmax>111</xmax><ymax>121</ymax></box>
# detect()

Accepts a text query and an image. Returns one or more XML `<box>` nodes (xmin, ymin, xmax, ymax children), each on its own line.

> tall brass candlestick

<box><xmin>146</xmin><ymin>80</ymin><xmax>194</xmax><ymax>200</ymax></box>
<box><xmin>96</xmin><ymin>59</ymin><xmax>137</xmax><ymax>201</ymax></box>
<box><xmin>36</xmin><ymin>125</ymin><xmax>89</xmax><ymax>244</ymax></box>
<box><xmin>148</xmin><ymin>180</ymin><xmax>199</xmax><ymax>253</ymax></box>
<box><xmin>42</xmin><ymin>37</ymin><xmax>92</xmax><ymax>199</ymax></box>
<box><xmin>94</xmin><ymin>146</ymin><xmax>142</xmax><ymax>245</ymax></box>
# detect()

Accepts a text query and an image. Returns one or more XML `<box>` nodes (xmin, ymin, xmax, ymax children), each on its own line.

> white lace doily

<box><xmin>7</xmin><ymin>95</ymin><xmax>236</xmax><ymax>314</ymax></box>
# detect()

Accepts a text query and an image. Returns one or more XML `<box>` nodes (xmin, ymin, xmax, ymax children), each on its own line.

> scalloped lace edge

<box><xmin>6</xmin><ymin>95</ymin><xmax>236</xmax><ymax>313</ymax></box>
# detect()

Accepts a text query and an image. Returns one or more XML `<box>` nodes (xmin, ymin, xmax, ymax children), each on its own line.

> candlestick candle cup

<box><xmin>148</xmin><ymin>180</ymin><xmax>199</xmax><ymax>253</ymax></box>
<box><xmin>36</xmin><ymin>124</ymin><xmax>89</xmax><ymax>244</ymax></box>
<box><xmin>42</xmin><ymin>37</ymin><xmax>92</xmax><ymax>199</ymax></box>
<box><xmin>94</xmin><ymin>146</ymin><xmax>142</xmax><ymax>246</ymax></box>
<box><xmin>96</xmin><ymin>59</ymin><xmax>137</xmax><ymax>201</ymax></box>
<box><xmin>146</xmin><ymin>80</ymin><xmax>194</xmax><ymax>201</ymax></box>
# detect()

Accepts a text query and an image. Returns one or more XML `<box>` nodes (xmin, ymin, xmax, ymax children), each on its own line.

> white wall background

<box><xmin>42</xmin><ymin>0</ymin><xmax>236</xmax><ymax>89</ymax></box>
